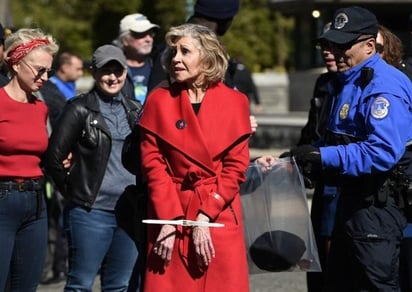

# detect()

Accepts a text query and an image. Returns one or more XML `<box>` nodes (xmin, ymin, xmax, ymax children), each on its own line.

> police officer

<box><xmin>290</xmin><ymin>6</ymin><xmax>412</xmax><ymax>291</ymax></box>
<box><xmin>300</xmin><ymin>23</ymin><xmax>340</xmax><ymax>292</ymax></box>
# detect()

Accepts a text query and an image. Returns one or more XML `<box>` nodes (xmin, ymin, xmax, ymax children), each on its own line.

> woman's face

<box><xmin>170</xmin><ymin>36</ymin><xmax>203</xmax><ymax>86</ymax></box>
<box><xmin>16</xmin><ymin>49</ymin><xmax>53</xmax><ymax>93</ymax></box>
<box><xmin>93</xmin><ymin>61</ymin><xmax>127</xmax><ymax>96</ymax></box>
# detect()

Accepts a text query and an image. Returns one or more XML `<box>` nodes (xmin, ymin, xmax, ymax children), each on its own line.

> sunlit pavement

<box><xmin>38</xmin><ymin>272</ymin><xmax>307</xmax><ymax>292</ymax></box>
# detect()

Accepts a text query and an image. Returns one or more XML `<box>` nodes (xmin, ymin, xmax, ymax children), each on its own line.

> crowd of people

<box><xmin>2</xmin><ymin>1</ymin><xmax>412</xmax><ymax>292</ymax></box>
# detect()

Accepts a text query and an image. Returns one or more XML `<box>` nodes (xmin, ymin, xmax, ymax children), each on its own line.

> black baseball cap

<box><xmin>249</xmin><ymin>230</ymin><xmax>306</xmax><ymax>272</ymax></box>
<box><xmin>320</xmin><ymin>6</ymin><xmax>378</xmax><ymax>44</ymax></box>
<box><xmin>194</xmin><ymin>0</ymin><xmax>240</xmax><ymax>20</ymax></box>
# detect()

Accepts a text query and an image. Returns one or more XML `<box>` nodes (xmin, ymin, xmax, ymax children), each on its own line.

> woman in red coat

<box><xmin>139</xmin><ymin>23</ymin><xmax>252</xmax><ymax>291</ymax></box>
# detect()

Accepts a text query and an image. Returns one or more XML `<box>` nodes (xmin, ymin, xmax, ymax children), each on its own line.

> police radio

<box><xmin>360</xmin><ymin>67</ymin><xmax>374</xmax><ymax>87</ymax></box>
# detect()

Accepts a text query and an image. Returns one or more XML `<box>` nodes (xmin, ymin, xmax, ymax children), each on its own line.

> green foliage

<box><xmin>223</xmin><ymin>1</ymin><xmax>294</xmax><ymax>72</ymax></box>
<box><xmin>10</xmin><ymin>0</ymin><xmax>294</xmax><ymax>72</ymax></box>
<box><xmin>11</xmin><ymin>0</ymin><xmax>143</xmax><ymax>60</ymax></box>
<box><xmin>141</xmin><ymin>0</ymin><xmax>186</xmax><ymax>46</ymax></box>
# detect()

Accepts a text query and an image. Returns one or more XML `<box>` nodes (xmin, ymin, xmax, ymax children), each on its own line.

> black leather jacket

<box><xmin>45</xmin><ymin>89</ymin><xmax>141</xmax><ymax>208</ymax></box>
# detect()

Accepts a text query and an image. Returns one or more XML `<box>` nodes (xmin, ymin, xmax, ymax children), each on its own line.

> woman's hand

<box><xmin>255</xmin><ymin>155</ymin><xmax>278</xmax><ymax>173</ymax></box>
<box><xmin>152</xmin><ymin>224</ymin><xmax>176</xmax><ymax>266</ymax></box>
<box><xmin>193</xmin><ymin>213</ymin><xmax>215</xmax><ymax>268</ymax></box>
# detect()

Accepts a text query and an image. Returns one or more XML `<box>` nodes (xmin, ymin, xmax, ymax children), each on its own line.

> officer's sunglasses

<box><xmin>317</xmin><ymin>37</ymin><xmax>373</xmax><ymax>51</ymax></box>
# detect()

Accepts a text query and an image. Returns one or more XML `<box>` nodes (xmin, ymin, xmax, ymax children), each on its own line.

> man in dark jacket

<box><xmin>39</xmin><ymin>52</ymin><xmax>84</xmax><ymax>129</ymax></box>
<box><xmin>231</xmin><ymin>58</ymin><xmax>262</xmax><ymax>113</ymax></box>
<box><xmin>147</xmin><ymin>0</ymin><xmax>240</xmax><ymax>92</ymax></box>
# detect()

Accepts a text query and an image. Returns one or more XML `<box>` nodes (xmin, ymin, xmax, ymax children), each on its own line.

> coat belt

<box><xmin>171</xmin><ymin>174</ymin><xmax>217</xmax><ymax>269</ymax></box>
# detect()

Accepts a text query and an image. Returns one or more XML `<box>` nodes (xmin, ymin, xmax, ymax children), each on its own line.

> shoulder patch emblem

<box><xmin>371</xmin><ymin>97</ymin><xmax>390</xmax><ymax>119</ymax></box>
<box><xmin>339</xmin><ymin>103</ymin><xmax>350</xmax><ymax>120</ymax></box>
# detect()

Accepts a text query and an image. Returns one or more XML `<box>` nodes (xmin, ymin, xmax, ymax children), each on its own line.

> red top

<box><xmin>0</xmin><ymin>87</ymin><xmax>48</xmax><ymax>179</ymax></box>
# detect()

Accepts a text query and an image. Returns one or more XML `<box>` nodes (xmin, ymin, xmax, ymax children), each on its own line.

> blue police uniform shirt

<box><xmin>320</xmin><ymin>53</ymin><xmax>412</xmax><ymax>176</ymax></box>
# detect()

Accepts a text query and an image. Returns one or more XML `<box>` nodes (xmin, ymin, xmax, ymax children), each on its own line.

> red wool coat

<box><xmin>139</xmin><ymin>82</ymin><xmax>252</xmax><ymax>292</ymax></box>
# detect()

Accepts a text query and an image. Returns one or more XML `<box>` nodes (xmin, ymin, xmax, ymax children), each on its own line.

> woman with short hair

<box><xmin>0</xmin><ymin>28</ymin><xmax>59</xmax><ymax>291</ymax></box>
<box><xmin>140</xmin><ymin>23</ymin><xmax>252</xmax><ymax>292</ymax></box>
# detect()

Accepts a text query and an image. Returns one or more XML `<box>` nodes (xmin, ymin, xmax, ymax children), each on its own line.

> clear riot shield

<box><xmin>241</xmin><ymin>156</ymin><xmax>321</xmax><ymax>274</ymax></box>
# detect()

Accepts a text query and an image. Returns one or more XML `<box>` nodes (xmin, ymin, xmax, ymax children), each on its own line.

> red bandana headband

<box><xmin>7</xmin><ymin>39</ymin><xmax>50</xmax><ymax>66</ymax></box>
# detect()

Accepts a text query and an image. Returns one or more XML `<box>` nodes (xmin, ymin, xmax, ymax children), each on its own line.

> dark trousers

<box><xmin>325</xmin><ymin>196</ymin><xmax>406</xmax><ymax>292</ymax></box>
<box><xmin>307</xmin><ymin>185</ymin><xmax>328</xmax><ymax>292</ymax></box>
<box><xmin>0</xmin><ymin>189</ymin><xmax>48</xmax><ymax>291</ymax></box>
<box><xmin>43</xmin><ymin>190</ymin><xmax>68</xmax><ymax>280</ymax></box>
<box><xmin>400</xmin><ymin>237</ymin><xmax>412</xmax><ymax>292</ymax></box>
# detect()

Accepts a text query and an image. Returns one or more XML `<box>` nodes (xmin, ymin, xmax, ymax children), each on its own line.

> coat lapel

<box><xmin>174</xmin><ymin>89</ymin><xmax>215</xmax><ymax>171</ymax></box>
<box><xmin>140</xmin><ymin>84</ymin><xmax>215</xmax><ymax>173</ymax></box>
<box><xmin>139</xmin><ymin>82</ymin><xmax>251</xmax><ymax>174</ymax></box>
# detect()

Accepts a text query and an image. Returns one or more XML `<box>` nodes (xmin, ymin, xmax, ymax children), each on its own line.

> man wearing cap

<box><xmin>117</xmin><ymin>13</ymin><xmax>159</xmax><ymax>105</ymax></box>
<box><xmin>147</xmin><ymin>0</ymin><xmax>240</xmax><ymax>91</ymax></box>
<box><xmin>45</xmin><ymin>44</ymin><xmax>142</xmax><ymax>291</ymax></box>
<box><xmin>287</xmin><ymin>6</ymin><xmax>412</xmax><ymax>291</ymax></box>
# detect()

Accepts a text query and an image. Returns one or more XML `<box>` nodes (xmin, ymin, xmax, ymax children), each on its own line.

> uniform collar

<box><xmin>337</xmin><ymin>53</ymin><xmax>379</xmax><ymax>84</ymax></box>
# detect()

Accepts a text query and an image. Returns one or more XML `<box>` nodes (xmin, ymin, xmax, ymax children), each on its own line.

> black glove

<box><xmin>290</xmin><ymin>145</ymin><xmax>322</xmax><ymax>182</ymax></box>
<box><xmin>290</xmin><ymin>145</ymin><xmax>320</xmax><ymax>165</ymax></box>
<box><xmin>279</xmin><ymin>151</ymin><xmax>291</xmax><ymax>158</ymax></box>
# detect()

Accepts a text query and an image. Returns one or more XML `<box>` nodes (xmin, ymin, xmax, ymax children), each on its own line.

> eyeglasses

<box><xmin>130</xmin><ymin>30</ymin><xmax>155</xmax><ymax>39</ymax></box>
<box><xmin>99</xmin><ymin>67</ymin><xmax>126</xmax><ymax>76</ymax></box>
<box><xmin>332</xmin><ymin>37</ymin><xmax>374</xmax><ymax>51</ymax></box>
<box><xmin>316</xmin><ymin>40</ymin><xmax>332</xmax><ymax>50</ymax></box>
<box><xmin>21</xmin><ymin>60</ymin><xmax>53</xmax><ymax>78</ymax></box>
<box><xmin>317</xmin><ymin>37</ymin><xmax>373</xmax><ymax>51</ymax></box>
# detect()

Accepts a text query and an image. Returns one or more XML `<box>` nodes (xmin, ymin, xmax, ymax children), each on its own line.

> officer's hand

<box><xmin>290</xmin><ymin>145</ymin><xmax>321</xmax><ymax>181</ymax></box>
<box><xmin>279</xmin><ymin>151</ymin><xmax>291</xmax><ymax>158</ymax></box>
<box><xmin>290</xmin><ymin>145</ymin><xmax>320</xmax><ymax>166</ymax></box>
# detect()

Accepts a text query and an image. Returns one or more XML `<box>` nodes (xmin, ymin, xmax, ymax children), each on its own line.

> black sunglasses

<box><xmin>21</xmin><ymin>60</ymin><xmax>54</xmax><ymax>78</ymax></box>
<box><xmin>130</xmin><ymin>30</ymin><xmax>155</xmax><ymax>39</ymax></box>
<box><xmin>317</xmin><ymin>37</ymin><xmax>373</xmax><ymax>51</ymax></box>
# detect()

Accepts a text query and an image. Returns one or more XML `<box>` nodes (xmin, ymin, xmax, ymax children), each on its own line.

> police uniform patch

<box><xmin>371</xmin><ymin>97</ymin><xmax>390</xmax><ymax>119</ymax></box>
<box><xmin>339</xmin><ymin>104</ymin><xmax>349</xmax><ymax>120</ymax></box>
